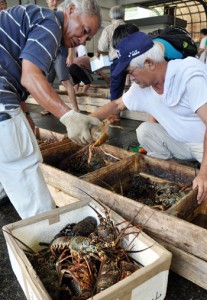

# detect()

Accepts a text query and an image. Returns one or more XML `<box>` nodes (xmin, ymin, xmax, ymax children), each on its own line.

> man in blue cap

<box><xmin>89</xmin><ymin>31</ymin><xmax>207</xmax><ymax>205</ymax></box>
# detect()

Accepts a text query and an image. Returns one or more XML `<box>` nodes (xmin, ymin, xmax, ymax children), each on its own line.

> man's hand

<box><xmin>60</xmin><ymin>110</ymin><xmax>103</xmax><ymax>145</ymax></box>
<box><xmin>66</xmin><ymin>55</ymin><xmax>73</xmax><ymax>67</ymax></box>
<box><xmin>192</xmin><ymin>172</ymin><xmax>207</xmax><ymax>204</ymax></box>
<box><xmin>95</xmin><ymin>50</ymin><xmax>101</xmax><ymax>58</ymax></box>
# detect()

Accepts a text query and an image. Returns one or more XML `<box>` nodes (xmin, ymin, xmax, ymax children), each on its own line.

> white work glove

<box><xmin>60</xmin><ymin>110</ymin><xmax>103</xmax><ymax>145</ymax></box>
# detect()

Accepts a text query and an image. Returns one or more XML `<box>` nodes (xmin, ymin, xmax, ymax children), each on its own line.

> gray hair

<box><xmin>130</xmin><ymin>43</ymin><xmax>165</xmax><ymax>68</ymax></box>
<box><xmin>109</xmin><ymin>5</ymin><xmax>125</xmax><ymax>20</ymax></box>
<box><xmin>59</xmin><ymin>0</ymin><xmax>101</xmax><ymax>21</ymax></box>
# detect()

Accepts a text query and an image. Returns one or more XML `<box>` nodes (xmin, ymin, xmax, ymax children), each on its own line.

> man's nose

<box><xmin>79</xmin><ymin>35</ymin><xmax>90</xmax><ymax>45</ymax></box>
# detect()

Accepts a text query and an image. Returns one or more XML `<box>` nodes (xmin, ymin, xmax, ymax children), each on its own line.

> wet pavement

<box><xmin>1</xmin><ymin>103</ymin><xmax>207</xmax><ymax>299</ymax></box>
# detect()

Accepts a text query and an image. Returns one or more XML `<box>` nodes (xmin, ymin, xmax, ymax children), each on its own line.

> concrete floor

<box><xmin>1</xmin><ymin>103</ymin><xmax>207</xmax><ymax>299</ymax></box>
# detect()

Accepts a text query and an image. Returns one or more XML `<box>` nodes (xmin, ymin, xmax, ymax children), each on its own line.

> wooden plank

<box><xmin>58</xmin><ymin>85</ymin><xmax>111</xmax><ymax>97</ymax></box>
<box><xmin>35</xmin><ymin>127</ymin><xmax>66</xmax><ymax>141</ymax></box>
<box><xmin>59</xmin><ymin>94</ymin><xmax>110</xmax><ymax>105</ymax></box>
<box><xmin>39</xmin><ymin>139</ymin><xmax>70</xmax><ymax>151</ymax></box>
<box><xmin>83</xmin><ymin>84</ymin><xmax>110</xmax><ymax>89</ymax></box>
<box><xmin>35</xmin><ymin>128</ymin><xmax>68</xmax><ymax>151</ymax></box>
<box><xmin>66</xmin><ymin>103</ymin><xmax>96</xmax><ymax>113</ymax></box>
<box><xmin>121</xmin><ymin>110</ymin><xmax>149</xmax><ymax>121</ymax></box>
<box><xmin>98</xmin><ymin>144</ymin><xmax>134</xmax><ymax>160</ymax></box>
<box><xmin>59</xmin><ymin>84</ymin><xmax>110</xmax><ymax>90</ymax></box>
<box><xmin>76</xmin><ymin>96</ymin><xmax>110</xmax><ymax>105</ymax></box>
<box><xmin>59</xmin><ymin>95</ymin><xmax>148</xmax><ymax>121</ymax></box>
<box><xmin>57</xmin><ymin>90</ymin><xmax>110</xmax><ymax>99</ymax></box>
<box><xmin>26</xmin><ymin>95</ymin><xmax>148</xmax><ymax>121</ymax></box>
<box><xmin>185</xmin><ymin>200</ymin><xmax>207</xmax><ymax>227</ymax></box>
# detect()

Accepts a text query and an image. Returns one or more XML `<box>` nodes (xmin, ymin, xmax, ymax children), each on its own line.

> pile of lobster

<box><xmin>38</xmin><ymin>203</ymin><xmax>142</xmax><ymax>299</ymax></box>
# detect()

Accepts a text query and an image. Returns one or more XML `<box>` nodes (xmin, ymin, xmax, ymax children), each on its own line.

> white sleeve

<box><xmin>122</xmin><ymin>83</ymin><xmax>147</xmax><ymax>111</ymax></box>
<box><xmin>187</xmin><ymin>76</ymin><xmax>207</xmax><ymax>112</ymax></box>
<box><xmin>199</xmin><ymin>37</ymin><xmax>206</xmax><ymax>49</ymax></box>
<box><xmin>77</xmin><ymin>45</ymin><xmax>87</xmax><ymax>57</ymax></box>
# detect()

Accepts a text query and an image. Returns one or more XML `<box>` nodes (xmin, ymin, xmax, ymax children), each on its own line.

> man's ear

<box><xmin>144</xmin><ymin>58</ymin><xmax>156</xmax><ymax>70</ymax></box>
<box><xmin>66</xmin><ymin>3</ymin><xmax>76</xmax><ymax>15</ymax></box>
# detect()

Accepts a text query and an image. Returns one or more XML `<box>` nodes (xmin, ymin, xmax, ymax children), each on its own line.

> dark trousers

<box><xmin>110</xmin><ymin>58</ymin><xmax>127</xmax><ymax>101</ymax></box>
<box><xmin>69</xmin><ymin>64</ymin><xmax>93</xmax><ymax>85</ymax></box>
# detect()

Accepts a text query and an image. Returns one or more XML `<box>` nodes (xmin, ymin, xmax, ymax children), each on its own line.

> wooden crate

<box><xmin>39</xmin><ymin>155</ymin><xmax>207</xmax><ymax>290</ymax></box>
<box><xmin>3</xmin><ymin>197</ymin><xmax>171</xmax><ymax>300</ymax></box>
<box><xmin>81</xmin><ymin>154</ymin><xmax>198</xmax><ymax>219</ymax></box>
<box><xmin>41</xmin><ymin>139</ymin><xmax>134</xmax><ymax>177</ymax></box>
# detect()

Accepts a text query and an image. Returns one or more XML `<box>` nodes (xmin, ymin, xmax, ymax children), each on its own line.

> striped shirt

<box><xmin>98</xmin><ymin>19</ymin><xmax>125</xmax><ymax>61</ymax></box>
<box><xmin>0</xmin><ymin>4</ymin><xmax>63</xmax><ymax>109</ymax></box>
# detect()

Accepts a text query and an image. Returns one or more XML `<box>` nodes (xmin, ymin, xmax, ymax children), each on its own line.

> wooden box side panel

<box><xmin>41</xmin><ymin>142</ymin><xmax>81</xmax><ymax>165</ymax></box>
<box><xmin>35</xmin><ymin>128</ymin><xmax>66</xmax><ymax>141</ymax></box>
<box><xmin>81</xmin><ymin>155</ymin><xmax>138</xmax><ymax>187</ymax></box>
<box><xmin>137</xmin><ymin>155</ymin><xmax>197</xmax><ymax>185</ymax></box>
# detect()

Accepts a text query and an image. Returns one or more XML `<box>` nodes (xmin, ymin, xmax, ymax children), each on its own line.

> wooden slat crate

<box><xmin>81</xmin><ymin>154</ymin><xmax>198</xmax><ymax>219</ymax></box>
<box><xmin>35</xmin><ymin>128</ymin><xmax>134</xmax><ymax>177</ymax></box>
<box><xmin>39</xmin><ymin>155</ymin><xmax>207</xmax><ymax>290</ymax></box>
<box><xmin>41</xmin><ymin>138</ymin><xmax>134</xmax><ymax>177</ymax></box>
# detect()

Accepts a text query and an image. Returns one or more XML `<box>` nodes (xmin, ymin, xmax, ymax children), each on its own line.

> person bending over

<box><xmin>89</xmin><ymin>31</ymin><xmax>207</xmax><ymax>205</ymax></box>
<box><xmin>0</xmin><ymin>0</ymin><xmax>102</xmax><ymax>218</ymax></box>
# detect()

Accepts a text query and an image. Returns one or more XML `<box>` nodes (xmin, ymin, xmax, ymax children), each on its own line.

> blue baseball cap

<box><xmin>112</xmin><ymin>32</ymin><xmax>154</xmax><ymax>77</ymax></box>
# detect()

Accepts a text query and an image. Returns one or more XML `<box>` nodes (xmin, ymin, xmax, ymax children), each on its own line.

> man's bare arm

<box><xmin>193</xmin><ymin>103</ymin><xmax>207</xmax><ymax>203</ymax></box>
<box><xmin>21</xmin><ymin>59</ymin><xmax>69</xmax><ymax>119</ymax></box>
<box><xmin>91</xmin><ymin>97</ymin><xmax>126</xmax><ymax>120</ymax></box>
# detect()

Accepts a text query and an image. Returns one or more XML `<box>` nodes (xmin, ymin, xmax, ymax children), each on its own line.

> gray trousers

<box><xmin>0</xmin><ymin>108</ymin><xmax>56</xmax><ymax>219</ymax></box>
<box><xmin>137</xmin><ymin>122</ymin><xmax>203</xmax><ymax>162</ymax></box>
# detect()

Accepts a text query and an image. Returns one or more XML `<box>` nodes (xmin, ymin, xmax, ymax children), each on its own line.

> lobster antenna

<box><xmin>2</xmin><ymin>229</ymin><xmax>39</xmax><ymax>255</ymax></box>
<box><xmin>80</xmin><ymin>169</ymin><xmax>115</xmax><ymax>191</ymax></box>
<box><xmin>75</xmin><ymin>186</ymin><xmax>109</xmax><ymax>212</ymax></box>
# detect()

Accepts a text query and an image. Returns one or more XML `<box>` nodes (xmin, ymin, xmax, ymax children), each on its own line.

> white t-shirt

<box><xmin>199</xmin><ymin>36</ymin><xmax>207</xmax><ymax>63</ymax></box>
<box><xmin>122</xmin><ymin>60</ymin><xmax>207</xmax><ymax>143</ymax></box>
<box><xmin>76</xmin><ymin>45</ymin><xmax>87</xmax><ymax>57</ymax></box>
